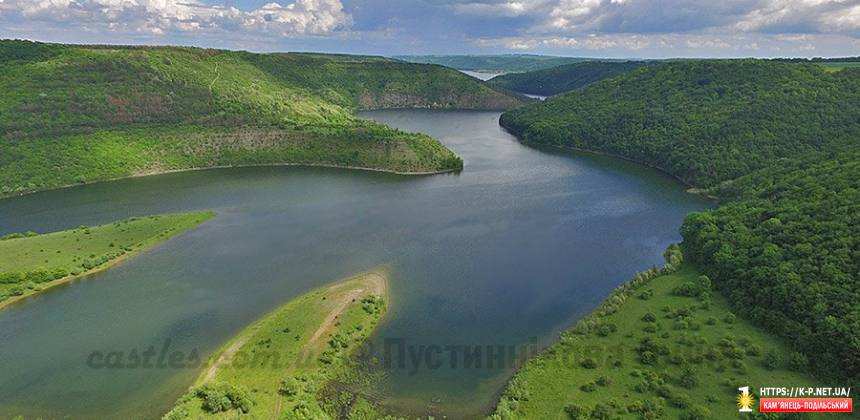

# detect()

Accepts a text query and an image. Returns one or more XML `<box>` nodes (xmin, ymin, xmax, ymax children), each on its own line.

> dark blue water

<box><xmin>0</xmin><ymin>111</ymin><xmax>710</xmax><ymax>418</ymax></box>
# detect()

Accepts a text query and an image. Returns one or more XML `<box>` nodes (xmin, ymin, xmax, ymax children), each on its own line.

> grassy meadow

<box><xmin>0</xmin><ymin>211</ymin><xmax>214</xmax><ymax>307</ymax></box>
<box><xmin>164</xmin><ymin>269</ymin><xmax>390</xmax><ymax>419</ymax></box>
<box><xmin>493</xmin><ymin>260</ymin><xmax>818</xmax><ymax>419</ymax></box>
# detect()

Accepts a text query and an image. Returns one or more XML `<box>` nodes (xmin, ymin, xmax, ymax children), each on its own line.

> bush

<box><xmin>641</xmin><ymin>312</ymin><xmax>657</xmax><ymax>322</ymax></box>
<box><xmin>580</xmin><ymin>358</ymin><xmax>598</xmax><ymax>369</ymax></box>
<box><xmin>788</xmin><ymin>352</ymin><xmax>809</xmax><ymax>371</ymax></box>
<box><xmin>681</xmin><ymin>405</ymin><xmax>711</xmax><ymax>420</ymax></box>
<box><xmin>564</xmin><ymin>403</ymin><xmax>588</xmax><ymax>419</ymax></box>
<box><xmin>678</xmin><ymin>367</ymin><xmax>698</xmax><ymax>388</ymax></box>
<box><xmin>279</xmin><ymin>377</ymin><xmax>301</xmax><ymax>397</ymax></box>
<box><xmin>763</xmin><ymin>351</ymin><xmax>781</xmax><ymax>370</ymax></box>
<box><xmin>0</xmin><ymin>272</ymin><xmax>23</xmax><ymax>284</ymax></box>
<box><xmin>590</xmin><ymin>403</ymin><xmax>612</xmax><ymax>419</ymax></box>
<box><xmin>195</xmin><ymin>383</ymin><xmax>252</xmax><ymax>414</ymax></box>
<box><xmin>580</xmin><ymin>382</ymin><xmax>597</xmax><ymax>392</ymax></box>
<box><xmin>596</xmin><ymin>323</ymin><xmax>617</xmax><ymax>336</ymax></box>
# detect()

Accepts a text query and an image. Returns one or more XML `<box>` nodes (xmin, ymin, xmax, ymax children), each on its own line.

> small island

<box><xmin>0</xmin><ymin>211</ymin><xmax>214</xmax><ymax>309</ymax></box>
<box><xmin>164</xmin><ymin>268</ymin><xmax>389</xmax><ymax>419</ymax></box>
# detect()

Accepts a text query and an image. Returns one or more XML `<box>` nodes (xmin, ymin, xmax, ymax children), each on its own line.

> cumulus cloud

<box><xmin>452</xmin><ymin>0</ymin><xmax>860</xmax><ymax>36</ymax></box>
<box><xmin>1</xmin><ymin>0</ymin><xmax>351</xmax><ymax>36</ymax></box>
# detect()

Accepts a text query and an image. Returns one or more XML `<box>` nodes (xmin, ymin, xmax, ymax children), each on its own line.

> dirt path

<box><xmin>302</xmin><ymin>271</ymin><xmax>387</xmax><ymax>356</ymax></box>
<box><xmin>201</xmin><ymin>329</ymin><xmax>254</xmax><ymax>384</ymax></box>
<box><xmin>202</xmin><ymin>270</ymin><xmax>388</xmax><ymax>384</ymax></box>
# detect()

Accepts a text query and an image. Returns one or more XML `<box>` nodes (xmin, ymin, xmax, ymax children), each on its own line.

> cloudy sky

<box><xmin>1</xmin><ymin>0</ymin><xmax>859</xmax><ymax>57</ymax></box>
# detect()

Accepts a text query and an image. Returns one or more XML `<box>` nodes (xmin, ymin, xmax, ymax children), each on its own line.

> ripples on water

<box><xmin>0</xmin><ymin>111</ymin><xmax>710</xmax><ymax>418</ymax></box>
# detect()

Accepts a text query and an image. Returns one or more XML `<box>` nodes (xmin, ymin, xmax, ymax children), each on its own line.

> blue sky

<box><xmin>1</xmin><ymin>0</ymin><xmax>859</xmax><ymax>58</ymax></box>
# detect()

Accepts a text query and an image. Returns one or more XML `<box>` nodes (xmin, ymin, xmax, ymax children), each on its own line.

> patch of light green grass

<box><xmin>493</xmin><ymin>264</ymin><xmax>818</xmax><ymax>419</ymax></box>
<box><xmin>164</xmin><ymin>271</ymin><xmax>387</xmax><ymax>419</ymax></box>
<box><xmin>0</xmin><ymin>211</ymin><xmax>214</xmax><ymax>303</ymax></box>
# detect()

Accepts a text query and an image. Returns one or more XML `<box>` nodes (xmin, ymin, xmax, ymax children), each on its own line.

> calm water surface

<box><xmin>0</xmin><ymin>111</ymin><xmax>710</xmax><ymax>418</ymax></box>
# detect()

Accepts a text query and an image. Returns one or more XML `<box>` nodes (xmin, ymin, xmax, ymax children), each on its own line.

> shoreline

<box><xmin>0</xmin><ymin>163</ymin><xmax>461</xmax><ymax>202</ymax></box>
<box><xmin>190</xmin><ymin>266</ymin><xmax>390</xmax><ymax>389</ymax></box>
<box><xmin>498</xmin><ymin>124</ymin><xmax>719</xmax><ymax>201</ymax></box>
<box><xmin>0</xmin><ymin>212</ymin><xmax>215</xmax><ymax>311</ymax></box>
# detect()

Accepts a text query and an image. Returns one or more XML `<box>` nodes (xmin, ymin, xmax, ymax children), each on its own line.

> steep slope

<box><xmin>500</xmin><ymin>60</ymin><xmax>859</xmax><ymax>188</ymax></box>
<box><xmin>487</xmin><ymin>60</ymin><xmax>651</xmax><ymax>96</ymax></box>
<box><xmin>498</xmin><ymin>59</ymin><xmax>860</xmax><ymax>382</ymax></box>
<box><xmin>0</xmin><ymin>41</ymin><xmax>522</xmax><ymax>197</ymax></box>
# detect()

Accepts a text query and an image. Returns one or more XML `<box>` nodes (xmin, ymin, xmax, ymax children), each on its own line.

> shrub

<box><xmin>641</xmin><ymin>312</ymin><xmax>657</xmax><ymax>322</ymax></box>
<box><xmin>745</xmin><ymin>344</ymin><xmax>762</xmax><ymax>357</ymax></box>
<box><xmin>596</xmin><ymin>323</ymin><xmax>617</xmax><ymax>336</ymax></box>
<box><xmin>279</xmin><ymin>377</ymin><xmax>301</xmax><ymax>397</ymax></box>
<box><xmin>564</xmin><ymin>403</ymin><xmax>588</xmax><ymax>419</ymax></box>
<box><xmin>580</xmin><ymin>357</ymin><xmax>598</xmax><ymax>369</ymax></box>
<box><xmin>763</xmin><ymin>351</ymin><xmax>781</xmax><ymax>370</ymax></box>
<box><xmin>681</xmin><ymin>405</ymin><xmax>711</xmax><ymax>420</ymax></box>
<box><xmin>580</xmin><ymin>382</ymin><xmax>597</xmax><ymax>392</ymax></box>
<box><xmin>723</xmin><ymin>313</ymin><xmax>736</xmax><ymax>324</ymax></box>
<box><xmin>670</xmin><ymin>393</ymin><xmax>691</xmax><ymax>408</ymax></box>
<box><xmin>590</xmin><ymin>403</ymin><xmax>612</xmax><ymax>419</ymax></box>
<box><xmin>678</xmin><ymin>367</ymin><xmax>698</xmax><ymax>388</ymax></box>
<box><xmin>0</xmin><ymin>272</ymin><xmax>23</xmax><ymax>284</ymax></box>
<box><xmin>196</xmin><ymin>383</ymin><xmax>252</xmax><ymax>414</ymax></box>
<box><xmin>626</xmin><ymin>399</ymin><xmax>663</xmax><ymax>419</ymax></box>
<box><xmin>595</xmin><ymin>376</ymin><xmax>612</xmax><ymax>386</ymax></box>
<box><xmin>788</xmin><ymin>352</ymin><xmax>809</xmax><ymax>371</ymax></box>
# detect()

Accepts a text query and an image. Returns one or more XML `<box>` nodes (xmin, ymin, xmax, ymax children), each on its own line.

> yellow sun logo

<box><xmin>737</xmin><ymin>390</ymin><xmax>755</xmax><ymax>412</ymax></box>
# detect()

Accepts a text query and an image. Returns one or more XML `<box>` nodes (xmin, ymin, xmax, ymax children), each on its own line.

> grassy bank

<box><xmin>498</xmin><ymin>59</ymin><xmax>859</xmax><ymax>381</ymax></box>
<box><xmin>493</xmin><ymin>250</ymin><xmax>817</xmax><ymax>419</ymax></box>
<box><xmin>0</xmin><ymin>41</ymin><xmax>524</xmax><ymax>198</ymax></box>
<box><xmin>164</xmin><ymin>268</ymin><xmax>389</xmax><ymax>419</ymax></box>
<box><xmin>0</xmin><ymin>211</ymin><xmax>214</xmax><ymax>309</ymax></box>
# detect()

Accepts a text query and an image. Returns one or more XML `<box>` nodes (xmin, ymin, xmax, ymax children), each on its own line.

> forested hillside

<box><xmin>394</xmin><ymin>54</ymin><xmax>593</xmax><ymax>72</ymax></box>
<box><xmin>488</xmin><ymin>61</ymin><xmax>650</xmax><ymax>96</ymax></box>
<box><xmin>0</xmin><ymin>41</ymin><xmax>521</xmax><ymax>197</ymax></box>
<box><xmin>498</xmin><ymin>59</ymin><xmax>859</xmax><ymax>382</ymax></box>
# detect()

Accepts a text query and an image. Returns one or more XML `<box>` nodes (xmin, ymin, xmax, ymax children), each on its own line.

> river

<box><xmin>0</xmin><ymin>110</ymin><xmax>710</xmax><ymax>418</ymax></box>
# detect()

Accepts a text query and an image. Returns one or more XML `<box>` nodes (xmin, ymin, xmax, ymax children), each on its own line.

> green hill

<box><xmin>0</xmin><ymin>40</ymin><xmax>522</xmax><ymax>198</ymax></box>
<box><xmin>394</xmin><ymin>54</ymin><xmax>597</xmax><ymax>72</ymax></box>
<box><xmin>497</xmin><ymin>60</ymin><xmax>859</xmax><ymax>383</ymax></box>
<box><xmin>488</xmin><ymin>61</ymin><xmax>650</xmax><ymax>96</ymax></box>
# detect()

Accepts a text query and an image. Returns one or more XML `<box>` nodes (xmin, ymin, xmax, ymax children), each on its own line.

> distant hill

<box><xmin>0</xmin><ymin>40</ymin><xmax>523</xmax><ymax>197</ymax></box>
<box><xmin>499</xmin><ymin>59</ymin><xmax>860</xmax><ymax>382</ymax></box>
<box><xmin>488</xmin><ymin>61</ymin><xmax>651</xmax><ymax>96</ymax></box>
<box><xmin>393</xmin><ymin>54</ymin><xmax>602</xmax><ymax>73</ymax></box>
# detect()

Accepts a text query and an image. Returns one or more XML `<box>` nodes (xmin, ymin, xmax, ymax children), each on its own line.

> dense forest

<box><xmin>0</xmin><ymin>40</ymin><xmax>521</xmax><ymax>197</ymax></box>
<box><xmin>499</xmin><ymin>59</ymin><xmax>859</xmax><ymax>383</ymax></box>
<box><xmin>394</xmin><ymin>54</ymin><xmax>596</xmax><ymax>72</ymax></box>
<box><xmin>488</xmin><ymin>61</ymin><xmax>650</xmax><ymax>96</ymax></box>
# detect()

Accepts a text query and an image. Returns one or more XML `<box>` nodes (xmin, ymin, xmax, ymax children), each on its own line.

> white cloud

<box><xmin>2</xmin><ymin>0</ymin><xmax>351</xmax><ymax>36</ymax></box>
<box><xmin>451</xmin><ymin>1</ymin><xmax>551</xmax><ymax>17</ymax></box>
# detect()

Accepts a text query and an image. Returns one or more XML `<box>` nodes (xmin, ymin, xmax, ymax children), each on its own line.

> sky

<box><xmin>1</xmin><ymin>0</ymin><xmax>859</xmax><ymax>58</ymax></box>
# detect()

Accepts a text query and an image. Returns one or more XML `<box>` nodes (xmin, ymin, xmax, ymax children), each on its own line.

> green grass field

<box><xmin>493</xmin><ymin>262</ymin><xmax>818</xmax><ymax>419</ymax></box>
<box><xmin>164</xmin><ymin>269</ymin><xmax>389</xmax><ymax>419</ymax></box>
<box><xmin>0</xmin><ymin>211</ymin><xmax>214</xmax><ymax>306</ymax></box>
